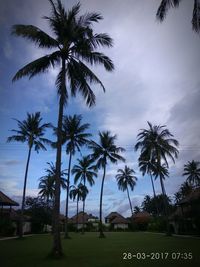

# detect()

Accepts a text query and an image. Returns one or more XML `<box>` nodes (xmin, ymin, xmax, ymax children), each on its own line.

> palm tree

<box><xmin>72</xmin><ymin>155</ymin><xmax>97</xmax><ymax>233</ymax></box>
<box><xmin>89</xmin><ymin>131</ymin><xmax>125</xmax><ymax>238</ymax></box>
<box><xmin>135</xmin><ymin>122</ymin><xmax>178</xmax><ymax>234</ymax></box>
<box><xmin>115</xmin><ymin>165</ymin><xmax>137</xmax><ymax>216</ymax></box>
<box><xmin>12</xmin><ymin>0</ymin><xmax>114</xmax><ymax>256</ymax></box>
<box><xmin>38</xmin><ymin>162</ymin><xmax>67</xmax><ymax>204</ymax></box>
<box><xmin>174</xmin><ymin>181</ymin><xmax>193</xmax><ymax>203</ymax></box>
<box><xmin>62</xmin><ymin>114</ymin><xmax>91</xmax><ymax>238</ymax></box>
<box><xmin>138</xmin><ymin>156</ymin><xmax>157</xmax><ymax>198</ymax></box>
<box><xmin>69</xmin><ymin>184</ymin><xmax>88</xmax><ymax>232</ymax></box>
<box><xmin>135</xmin><ymin>122</ymin><xmax>179</xmax><ymax>168</ymax></box>
<box><xmin>7</xmin><ymin>112</ymin><xmax>51</xmax><ymax>238</ymax></box>
<box><xmin>183</xmin><ymin>160</ymin><xmax>200</xmax><ymax>187</ymax></box>
<box><xmin>156</xmin><ymin>0</ymin><xmax>200</xmax><ymax>33</ymax></box>
<box><xmin>152</xmin><ymin>162</ymin><xmax>171</xmax><ymax>234</ymax></box>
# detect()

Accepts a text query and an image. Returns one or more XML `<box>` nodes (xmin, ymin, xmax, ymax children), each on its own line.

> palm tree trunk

<box><xmin>76</xmin><ymin>198</ymin><xmax>79</xmax><ymax>232</ymax></box>
<box><xmin>150</xmin><ymin>173</ymin><xmax>159</xmax><ymax>216</ymax></box>
<box><xmin>64</xmin><ymin>151</ymin><xmax>72</xmax><ymax>239</ymax></box>
<box><xmin>159</xmin><ymin>177</ymin><xmax>171</xmax><ymax>235</ymax></box>
<box><xmin>99</xmin><ymin>164</ymin><xmax>106</xmax><ymax>238</ymax></box>
<box><xmin>126</xmin><ymin>187</ymin><xmax>133</xmax><ymax>216</ymax></box>
<box><xmin>51</xmin><ymin>58</ymin><xmax>66</xmax><ymax>257</ymax></box>
<box><xmin>19</xmin><ymin>145</ymin><xmax>32</xmax><ymax>238</ymax></box>
<box><xmin>82</xmin><ymin>178</ymin><xmax>86</xmax><ymax>234</ymax></box>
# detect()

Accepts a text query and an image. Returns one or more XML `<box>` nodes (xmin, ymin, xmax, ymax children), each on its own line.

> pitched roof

<box><xmin>0</xmin><ymin>191</ymin><xmax>19</xmax><ymax>206</ymax></box>
<box><xmin>105</xmin><ymin>212</ymin><xmax>121</xmax><ymax>219</ymax></box>
<box><xmin>70</xmin><ymin>212</ymin><xmax>90</xmax><ymax>224</ymax></box>
<box><xmin>111</xmin><ymin>216</ymin><xmax>129</xmax><ymax>224</ymax></box>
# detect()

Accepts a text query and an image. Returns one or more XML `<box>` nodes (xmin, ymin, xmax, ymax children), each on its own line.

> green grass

<box><xmin>0</xmin><ymin>232</ymin><xmax>199</xmax><ymax>267</ymax></box>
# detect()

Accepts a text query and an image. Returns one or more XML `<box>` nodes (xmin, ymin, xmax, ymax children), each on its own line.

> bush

<box><xmin>147</xmin><ymin>217</ymin><xmax>167</xmax><ymax>232</ymax></box>
<box><xmin>0</xmin><ymin>218</ymin><xmax>16</xmax><ymax>237</ymax></box>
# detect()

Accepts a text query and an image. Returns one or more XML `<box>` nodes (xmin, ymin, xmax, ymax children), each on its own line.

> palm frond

<box><xmin>11</xmin><ymin>24</ymin><xmax>58</xmax><ymax>48</ymax></box>
<box><xmin>12</xmin><ymin>51</ymin><xmax>61</xmax><ymax>81</ymax></box>
<box><xmin>156</xmin><ymin>0</ymin><xmax>181</xmax><ymax>22</ymax></box>
<box><xmin>192</xmin><ymin>0</ymin><xmax>200</xmax><ymax>32</ymax></box>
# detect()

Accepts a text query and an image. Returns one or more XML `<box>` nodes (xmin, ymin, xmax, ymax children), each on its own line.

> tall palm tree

<box><xmin>89</xmin><ymin>131</ymin><xmax>125</xmax><ymax>238</ymax></box>
<box><xmin>38</xmin><ymin>162</ymin><xmax>67</xmax><ymax>204</ymax></box>
<box><xmin>138</xmin><ymin>156</ymin><xmax>159</xmax><ymax>215</ymax></box>
<box><xmin>72</xmin><ymin>155</ymin><xmax>97</xmax><ymax>233</ymax></box>
<box><xmin>152</xmin><ymin>162</ymin><xmax>172</xmax><ymax>234</ymax></box>
<box><xmin>115</xmin><ymin>165</ymin><xmax>137</xmax><ymax>216</ymax></box>
<box><xmin>12</xmin><ymin>0</ymin><xmax>114</xmax><ymax>256</ymax></box>
<box><xmin>156</xmin><ymin>0</ymin><xmax>200</xmax><ymax>33</ymax></box>
<box><xmin>135</xmin><ymin>122</ymin><xmax>178</xmax><ymax>234</ymax></box>
<box><xmin>138</xmin><ymin>156</ymin><xmax>157</xmax><ymax>198</ymax></box>
<box><xmin>183</xmin><ymin>160</ymin><xmax>200</xmax><ymax>187</ymax></box>
<box><xmin>62</xmin><ymin>114</ymin><xmax>91</xmax><ymax>238</ymax></box>
<box><xmin>7</xmin><ymin>112</ymin><xmax>51</xmax><ymax>238</ymax></box>
<box><xmin>69</xmin><ymin>183</ymin><xmax>88</xmax><ymax>232</ymax></box>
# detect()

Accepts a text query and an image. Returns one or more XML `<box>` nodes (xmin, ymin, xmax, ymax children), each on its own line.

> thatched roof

<box><xmin>70</xmin><ymin>212</ymin><xmax>90</xmax><ymax>224</ymax></box>
<box><xmin>111</xmin><ymin>216</ymin><xmax>129</xmax><ymax>224</ymax></box>
<box><xmin>0</xmin><ymin>191</ymin><xmax>19</xmax><ymax>206</ymax></box>
<box><xmin>105</xmin><ymin>212</ymin><xmax>121</xmax><ymax>219</ymax></box>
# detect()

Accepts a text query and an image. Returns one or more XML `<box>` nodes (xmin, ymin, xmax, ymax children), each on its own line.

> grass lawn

<box><xmin>0</xmin><ymin>232</ymin><xmax>199</xmax><ymax>267</ymax></box>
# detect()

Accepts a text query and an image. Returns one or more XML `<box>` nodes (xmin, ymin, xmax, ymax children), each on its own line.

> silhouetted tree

<box><xmin>12</xmin><ymin>0</ymin><xmax>114</xmax><ymax>256</ymax></box>
<box><xmin>115</xmin><ymin>165</ymin><xmax>137</xmax><ymax>216</ymax></box>
<box><xmin>89</xmin><ymin>131</ymin><xmax>125</xmax><ymax>238</ymax></box>
<box><xmin>7</xmin><ymin>112</ymin><xmax>50</xmax><ymax>238</ymax></box>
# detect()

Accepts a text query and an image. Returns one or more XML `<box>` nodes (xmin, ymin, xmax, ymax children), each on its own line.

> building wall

<box><xmin>114</xmin><ymin>224</ymin><xmax>128</xmax><ymax>230</ymax></box>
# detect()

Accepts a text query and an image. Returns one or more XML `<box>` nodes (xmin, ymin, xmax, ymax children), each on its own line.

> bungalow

<box><xmin>0</xmin><ymin>191</ymin><xmax>31</xmax><ymax>235</ymax></box>
<box><xmin>69</xmin><ymin>212</ymin><xmax>99</xmax><ymax>230</ymax></box>
<box><xmin>105</xmin><ymin>212</ymin><xmax>129</xmax><ymax>230</ymax></box>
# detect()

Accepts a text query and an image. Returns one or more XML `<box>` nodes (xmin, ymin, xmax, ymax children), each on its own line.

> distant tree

<box><xmin>174</xmin><ymin>181</ymin><xmax>193</xmax><ymax>203</ymax></box>
<box><xmin>38</xmin><ymin>162</ymin><xmax>67</xmax><ymax>204</ymax></box>
<box><xmin>7</xmin><ymin>112</ymin><xmax>51</xmax><ymax>238</ymax></box>
<box><xmin>12</xmin><ymin>0</ymin><xmax>114</xmax><ymax>257</ymax></box>
<box><xmin>142</xmin><ymin>194</ymin><xmax>172</xmax><ymax>216</ymax></box>
<box><xmin>183</xmin><ymin>160</ymin><xmax>200</xmax><ymax>187</ymax></box>
<box><xmin>62</xmin><ymin>114</ymin><xmax>91</xmax><ymax>238</ymax></box>
<box><xmin>89</xmin><ymin>131</ymin><xmax>125</xmax><ymax>238</ymax></box>
<box><xmin>72</xmin><ymin>155</ymin><xmax>97</xmax><ymax>233</ymax></box>
<box><xmin>69</xmin><ymin>184</ymin><xmax>88</xmax><ymax>231</ymax></box>
<box><xmin>135</xmin><ymin>122</ymin><xmax>178</xmax><ymax>234</ymax></box>
<box><xmin>115</xmin><ymin>165</ymin><xmax>137</xmax><ymax>216</ymax></box>
<box><xmin>133</xmin><ymin>206</ymin><xmax>141</xmax><ymax>214</ymax></box>
<box><xmin>156</xmin><ymin>0</ymin><xmax>200</xmax><ymax>33</ymax></box>
<box><xmin>25</xmin><ymin>196</ymin><xmax>53</xmax><ymax>233</ymax></box>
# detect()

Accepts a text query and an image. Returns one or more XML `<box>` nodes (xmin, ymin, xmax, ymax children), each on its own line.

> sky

<box><xmin>0</xmin><ymin>0</ymin><xmax>200</xmax><ymax>218</ymax></box>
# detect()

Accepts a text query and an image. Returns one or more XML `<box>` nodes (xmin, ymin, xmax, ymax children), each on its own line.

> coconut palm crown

<box><xmin>183</xmin><ymin>160</ymin><xmax>200</xmax><ymax>187</ymax></box>
<box><xmin>135</xmin><ymin>122</ymin><xmax>179</xmax><ymax>167</ymax></box>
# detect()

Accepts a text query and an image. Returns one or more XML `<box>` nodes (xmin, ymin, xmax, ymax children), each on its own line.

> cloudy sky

<box><xmin>0</xmin><ymin>0</ymin><xmax>200</xmax><ymax>218</ymax></box>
